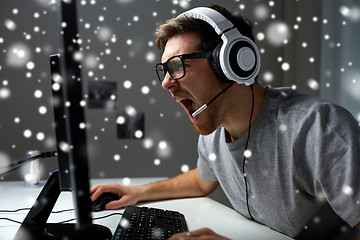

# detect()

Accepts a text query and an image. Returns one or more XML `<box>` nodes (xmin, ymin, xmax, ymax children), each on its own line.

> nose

<box><xmin>161</xmin><ymin>74</ymin><xmax>178</xmax><ymax>90</ymax></box>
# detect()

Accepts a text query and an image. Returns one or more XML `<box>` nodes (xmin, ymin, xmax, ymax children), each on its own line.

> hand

<box><xmin>90</xmin><ymin>183</ymin><xmax>140</xmax><ymax>210</ymax></box>
<box><xmin>169</xmin><ymin>228</ymin><xmax>230</xmax><ymax>240</ymax></box>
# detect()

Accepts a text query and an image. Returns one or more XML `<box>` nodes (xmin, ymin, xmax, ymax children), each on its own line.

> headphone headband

<box><xmin>177</xmin><ymin>7</ymin><xmax>233</xmax><ymax>35</ymax></box>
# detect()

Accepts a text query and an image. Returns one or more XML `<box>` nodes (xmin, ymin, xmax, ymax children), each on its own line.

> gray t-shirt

<box><xmin>197</xmin><ymin>87</ymin><xmax>360</xmax><ymax>238</ymax></box>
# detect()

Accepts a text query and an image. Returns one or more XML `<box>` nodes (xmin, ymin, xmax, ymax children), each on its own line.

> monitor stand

<box><xmin>13</xmin><ymin>171</ymin><xmax>112</xmax><ymax>240</ymax></box>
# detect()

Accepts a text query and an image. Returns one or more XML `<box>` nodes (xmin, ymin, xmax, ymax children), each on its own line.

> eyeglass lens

<box><xmin>167</xmin><ymin>57</ymin><xmax>184</xmax><ymax>78</ymax></box>
<box><xmin>156</xmin><ymin>56</ymin><xmax>185</xmax><ymax>83</ymax></box>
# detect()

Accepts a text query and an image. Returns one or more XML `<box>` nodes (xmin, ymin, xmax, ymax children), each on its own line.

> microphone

<box><xmin>192</xmin><ymin>82</ymin><xmax>235</xmax><ymax>117</ymax></box>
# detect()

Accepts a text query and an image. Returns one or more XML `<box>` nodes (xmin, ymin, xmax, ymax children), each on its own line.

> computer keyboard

<box><xmin>112</xmin><ymin>205</ymin><xmax>188</xmax><ymax>240</ymax></box>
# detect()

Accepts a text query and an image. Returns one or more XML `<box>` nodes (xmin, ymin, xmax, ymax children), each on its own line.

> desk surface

<box><xmin>0</xmin><ymin>178</ymin><xmax>292</xmax><ymax>240</ymax></box>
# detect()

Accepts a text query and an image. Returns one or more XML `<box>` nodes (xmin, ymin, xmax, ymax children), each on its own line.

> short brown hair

<box><xmin>154</xmin><ymin>5</ymin><xmax>256</xmax><ymax>52</ymax></box>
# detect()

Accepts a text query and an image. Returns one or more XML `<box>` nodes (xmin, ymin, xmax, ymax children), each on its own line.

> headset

<box><xmin>177</xmin><ymin>7</ymin><xmax>261</xmax><ymax>86</ymax></box>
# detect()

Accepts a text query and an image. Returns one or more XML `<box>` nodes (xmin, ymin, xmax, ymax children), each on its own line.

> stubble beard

<box><xmin>192</xmin><ymin>102</ymin><xmax>222</xmax><ymax>135</ymax></box>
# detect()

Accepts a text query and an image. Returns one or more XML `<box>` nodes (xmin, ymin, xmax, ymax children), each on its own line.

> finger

<box><xmin>90</xmin><ymin>185</ymin><xmax>108</xmax><ymax>201</ymax></box>
<box><xmin>186</xmin><ymin>228</ymin><xmax>215</xmax><ymax>236</ymax></box>
<box><xmin>105</xmin><ymin>201</ymin><xmax>121</xmax><ymax>210</ymax></box>
<box><xmin>105</xmin><ymin>195</ymin><xmax>132</xmax><ymax>210</ymax></box>
<box><xmin>168</xmin><ymin>231</ymin><xmax>191</xmax><ymax>240</ymax></box>
<box><xmin>105</xmin><ymin>199</ymin><xmax>130</xmax><ymax>210</ymax></box>
<box><xmin>169</xmin><ymin>228</ymin><xmax>216</xmax><ymax>239</ymax></box>
<box><xmin>89</xmin><ymin>184</ymin><xmax>103</xmax><ymax>194</ymax></box>
<box><xmin>89</xmin><ymin>184</ymin><xmax>98</xmax><ymax>194</ymax></box>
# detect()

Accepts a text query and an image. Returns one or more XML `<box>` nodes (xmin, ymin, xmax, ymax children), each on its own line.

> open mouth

<box><xmin>177</xmin><ymin>98</ymin><xmax>195</xmax><ymax>116</ymax></box>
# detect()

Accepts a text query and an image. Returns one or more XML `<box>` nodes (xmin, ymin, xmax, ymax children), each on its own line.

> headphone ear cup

<box><xmin>211</xmin><ymin>43</ymin><xmax>232</xmax><ymax>83</ymax></box>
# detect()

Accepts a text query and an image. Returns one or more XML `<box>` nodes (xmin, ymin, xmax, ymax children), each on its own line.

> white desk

<box><xmin>0</xmin><ymin>178</ymin><xmax>292</xmax><ymax>240</ymax></box>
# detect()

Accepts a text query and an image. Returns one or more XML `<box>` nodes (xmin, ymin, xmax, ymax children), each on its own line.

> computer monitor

<box><xmin>49</xmin><ymin>53</ymin><xmax>72</xmax><ymax>192</ymax></box>
<box><xmin>13</xmin><ymin>1</ymin><xmax>112</xmax><ymax>239</ymax></box>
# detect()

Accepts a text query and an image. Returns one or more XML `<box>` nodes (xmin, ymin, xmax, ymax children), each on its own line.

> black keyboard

<box><xmin>112</xmin><ymin>205</ymin><xmax>188</xmax><ymax>240</ymax></box>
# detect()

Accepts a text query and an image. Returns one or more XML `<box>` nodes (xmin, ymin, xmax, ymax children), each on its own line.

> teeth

<box><xmin>175</xmin><ymin>98</ymin><xmax>185</xmax><ymax>103</ymax></box>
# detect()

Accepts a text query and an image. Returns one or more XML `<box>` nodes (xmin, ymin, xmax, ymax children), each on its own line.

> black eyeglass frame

<box><xmin>155</xmin><ymin>51</ymin><xmax>212</xmax><ymax>83</ymax></box>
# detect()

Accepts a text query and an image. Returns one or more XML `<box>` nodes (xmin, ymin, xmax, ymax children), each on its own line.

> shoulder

<box><xmin>267</xmin><ymin>87</ymin><xmax>331</xmax><ymax>112</ymax></box>
<box><xmin>267</xmin><ymin>87</ymin><xmax>357</xmax><ymax>127</ymax></box>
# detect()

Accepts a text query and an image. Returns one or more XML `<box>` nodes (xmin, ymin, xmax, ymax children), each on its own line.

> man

<box><xmin>90</xmin><ymin>5</ymin><xmax>360</xmax><ymax>239</ymax></box>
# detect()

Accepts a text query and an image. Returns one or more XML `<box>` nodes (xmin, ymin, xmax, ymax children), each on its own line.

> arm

<box><xmin>90</xmin><ymin>168</ymin><xmax>218</xmax><ymax>209</ymax></box>
<box><xmin>136</xmin><ymin>168</ymin><xmax>219</xmax><ymax>202</ymax></box>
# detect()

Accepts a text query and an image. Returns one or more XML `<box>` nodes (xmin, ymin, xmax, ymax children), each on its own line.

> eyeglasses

<box><xmin>155</xmin><ymin>51</ymin><xmax>211</xmax><ymax>83</ymax></box>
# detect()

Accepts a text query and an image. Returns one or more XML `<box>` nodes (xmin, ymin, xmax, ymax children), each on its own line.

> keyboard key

<box><xmin>112</xmin><ymin>206</ymin><xmax>188</xmax><ymax>240</ymax></box>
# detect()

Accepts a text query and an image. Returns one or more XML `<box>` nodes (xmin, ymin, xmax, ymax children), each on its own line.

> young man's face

<box><xmin>160</xmin><ymin>32</ymin><xmax>230</xmax><ymax>135</ymax></box>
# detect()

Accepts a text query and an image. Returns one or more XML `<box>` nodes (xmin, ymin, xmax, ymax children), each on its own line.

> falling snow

<box><xmin>266</xmin><ymin>21</ymin><xmax>290</xmax><ymax>46</ymax></box>
<box><xmin>122</xmin><ymin>177</ymin><xmax>131</xmax><ymax>186</ymax></box>
<box><xmin>281</xmin><ymin>62</ymin><xmax>290</xmax><ymax>71</ymax></box>
<box><xmin>154</xmin><ymin>158</ymin><xmax>161</xmax><ymax>166</ymax></box>
<box><xmin>279</xmin><ymin>124</ymin><xmax>287</xmax><ymax>132</ymax></box>
<box><xmin>342</xmin><ymin>185</ymin><xmax>354</xmax><ymax>196</ymax></box>
<box><xmin>120</xmin><ymin>218</ymin><xmax>129</xmax><ymax>229</ymax></box>
<box><xmin>0</xmin><ymin>0</ymin><xmax>359</xmax><ymax>183</ymax></box>
<box><xmin>114</xmin><ymin>154</ymin><xmax>121</xmax><ymax>161</ymax></box>
<box><xmin>208</xmin><ymin>153</ymin><xmax>217</xmax><ymax>162</ymax></box>
<box><xmin>243</xmin><ymin>150</ymin><xmax>252</xmax><ymax>158</ymax></box>
<box><xmin>181</xmin><ymin>164</ymin><xmax>189</xmax><ymax>172</ymax></box>
<box><xmin>307</xmin><ymin>79</ymin><xmax>320</xmax><ymax>90</ymax></box>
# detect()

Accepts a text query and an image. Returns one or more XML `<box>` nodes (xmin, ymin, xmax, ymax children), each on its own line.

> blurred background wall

<box><xmin>0</xmin><ymin>0</ymin><xmax>359</xmax><ymax>207</ymax></box>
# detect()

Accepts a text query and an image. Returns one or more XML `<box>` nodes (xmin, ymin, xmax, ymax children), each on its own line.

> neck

<box><xmin>221</xmin><ymin>83</ymin><xmax>267</xmax><ymax>142</ymax></box>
